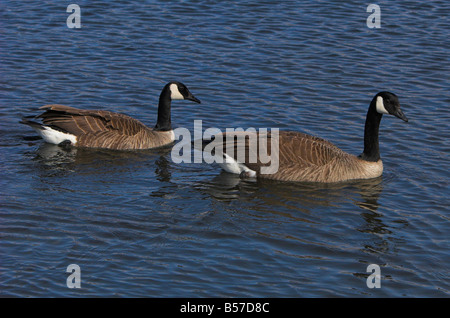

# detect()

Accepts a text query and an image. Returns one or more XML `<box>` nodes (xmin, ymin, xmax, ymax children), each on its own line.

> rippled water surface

<box><xmin>1</xmin><ymin>1</ymin><xmax>449</xmax><ymax>297</ymax></box>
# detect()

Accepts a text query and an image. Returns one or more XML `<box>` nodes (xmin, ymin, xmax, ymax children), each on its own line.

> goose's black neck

<box><xmin>154</xmin><ymin>84</ymin><xmax>172</xmax><ymax>131</ymax></box>
<box><xmin>359</xmin><ymin>97</ymin><xmax>383</xmax><ymax>162</ymax></box>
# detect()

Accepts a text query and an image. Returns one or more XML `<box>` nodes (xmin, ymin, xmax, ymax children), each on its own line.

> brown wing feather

<box><xmin>37</xmin><ymin>104</ymin><xmax>171</xmax><ymax>150</ymax></box>
<box><xmin>38</xmin><ymin>104</ymin><xmax>146</xmax><ymax>136</ymax></box>
<box><xmin>216</xmin><ymin>131</ymin><xmax>344</xmax><ymax>164</ymax></box>
<box><xmin>210</xmin><ymin>130</ymin><xmax>358</xmax><ymax>181</ymax></box>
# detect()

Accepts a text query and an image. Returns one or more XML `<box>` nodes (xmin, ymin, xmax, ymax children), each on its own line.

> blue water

<box><xmin>1</xmin><ymin>0</ymin><xmax>449</xmax><ymax>297</ymax></box>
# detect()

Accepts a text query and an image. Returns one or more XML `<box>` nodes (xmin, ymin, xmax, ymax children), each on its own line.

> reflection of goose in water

<box><xmin>199</xmin><ymin>171</ymin><xmax>382</xmax><ymax>211</ymax></box>
<box><xmin>198</xmin><ymin>172</ymin><xmax>389</xmax><ymax>234</ymax></box>
<box><xmin>197</xmin><ymin>173</ymin><xmax>392</xmax><ymax>257</ymax></box>
<box><xmin>30</xmin><ymin>142</ymin><xmax>174</xmax><ymax>182</ymax></box>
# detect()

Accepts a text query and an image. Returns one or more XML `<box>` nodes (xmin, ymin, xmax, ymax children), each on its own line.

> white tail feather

<box><xmin>35</xmin><ymin>126</ymin><xmax>77</xmax><ymax>145</ymax></box>
<box><xmin>218</xmin><ymin>153</ymin><xmax>257</xmax><ymax>177</ymax></box>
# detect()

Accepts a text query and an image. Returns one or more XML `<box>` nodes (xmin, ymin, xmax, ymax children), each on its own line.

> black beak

<box><xmin>186</xmin><ymin>94</ymin><xmax>201</xmax><ymax>104</ymax></box>
<box><xmin>393</xmin><ymin>108</ymin><xmax>408</xmax><ymax>122</ymax></box>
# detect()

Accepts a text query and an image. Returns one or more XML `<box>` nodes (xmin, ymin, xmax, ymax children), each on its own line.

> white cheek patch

<box><xmin>376</xmin><ymin>96</ymin><xmax>389</xmax><ymax>114</ymax></box>
<box><xmin>169</xmin><ymin>83</ymin><xmax>184</xmax><ymax>100</ymax></box>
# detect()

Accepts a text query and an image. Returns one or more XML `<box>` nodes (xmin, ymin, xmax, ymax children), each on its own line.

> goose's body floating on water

<box><xmin>21</xmin><ymin>81</ymin><xmax>200</xmax><ymax>150</ymax></box>
<box><xmin>202</xmin><ymin>91</ymin><xmax>408</xmax><ymax>183</ymax></box>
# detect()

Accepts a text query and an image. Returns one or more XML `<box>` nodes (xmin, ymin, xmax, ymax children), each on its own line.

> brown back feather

<box><xmin>210</xmin><ymin>130</ymin><xmax>365</xmax><ymax>182</ymax></box>
<box><xmin>38</xmin><ymin>104</ymin><xmax>172</xmax><ymax>150</ymax></box>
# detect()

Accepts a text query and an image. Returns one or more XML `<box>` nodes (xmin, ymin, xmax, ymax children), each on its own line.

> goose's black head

<box><xmin>154</xmin><ymin>81</ymin><xmax>201</xmax><ymax>131</ymax></box>
<box><xmin>166</xmin><ymin>81</ymin><xmax>201</xmax><ymax>104</ymax></box>
<box><xmin>374</xmin><ymin>91</ymin><xmax>408</xmax><ymax>122</ymax></box>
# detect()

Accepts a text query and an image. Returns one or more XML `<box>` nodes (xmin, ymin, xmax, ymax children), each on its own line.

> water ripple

<box><xmin>1</xmin><ymin>0</ymin><xmax>449</xmax><ymax>297</ymax></box>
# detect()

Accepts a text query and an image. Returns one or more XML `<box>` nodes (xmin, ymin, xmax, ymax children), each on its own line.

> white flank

<box><xmin>376</xmin><ymin>96</ymin><xmax>389</xmax><ymax>114</ymax></box>
<box><xmin>36</xmin><ymin>126</ymin><xmax>77</xmax><ymax>145</ymax></box>
<box><xmin>169</xmin><ymin>83</ymin><xmax>184</xmax><ymax>100</ymax></box>
<box><xmin>218</xmin><ymin>153</ymin><xmax>257</xmax><ymax>177</ymax></box>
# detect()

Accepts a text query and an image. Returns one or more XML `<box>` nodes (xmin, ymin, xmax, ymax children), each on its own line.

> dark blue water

<box><xmin>1</xmin><ymin>0</ymin><xmax>449</xmax><ymax>297</ymax></box>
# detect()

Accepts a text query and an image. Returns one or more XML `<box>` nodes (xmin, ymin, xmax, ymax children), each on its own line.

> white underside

<box><xmin>217</xmin><ymin>153</ymin><xmax>257</xmax><ymax>177</ymax></box>
<box><xmin>35</xmin><ymin>126</ymin><xmax>77</xmax><ymax>145</ymax></box>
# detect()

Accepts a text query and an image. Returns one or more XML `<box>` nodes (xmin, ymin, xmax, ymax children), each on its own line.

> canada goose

<box><xmin>20</xmin><ymin>81</ymin><xmax>201</xmax><ymax>150</ymax></box>
<box><xmin>202</xmin><ymin>91</ymin><xmax>408</xmax><ymax>183</ymax></box>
